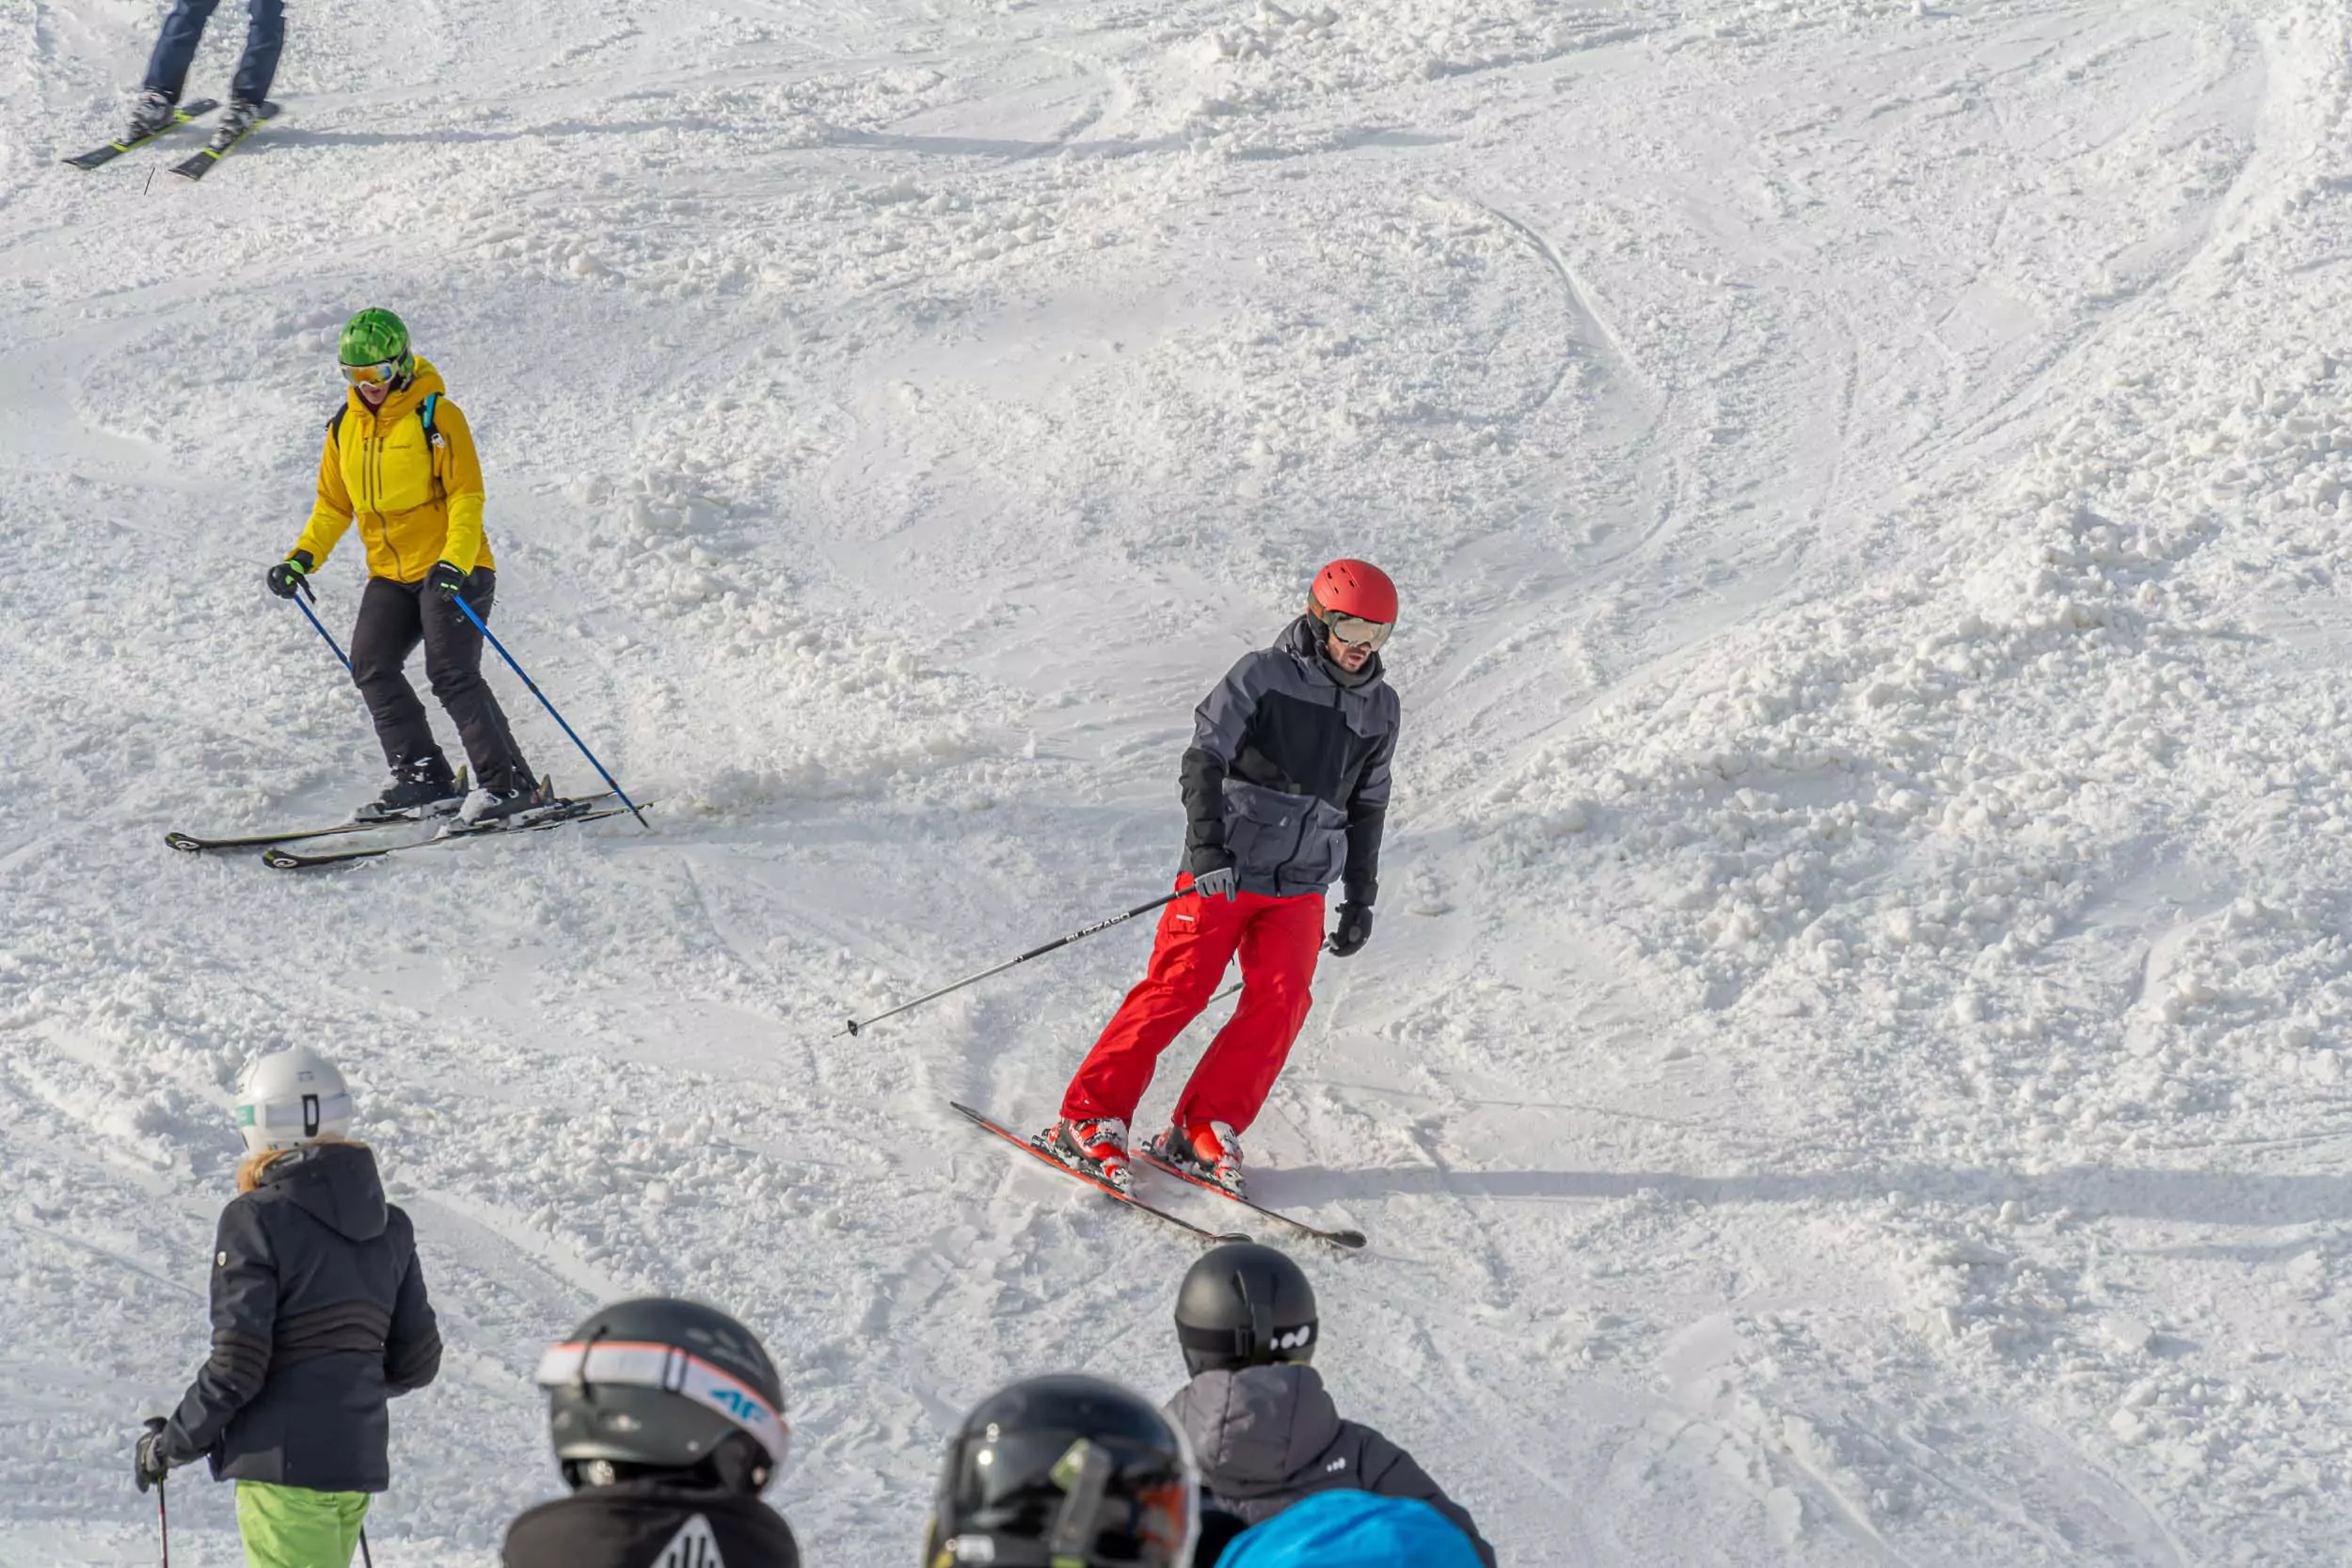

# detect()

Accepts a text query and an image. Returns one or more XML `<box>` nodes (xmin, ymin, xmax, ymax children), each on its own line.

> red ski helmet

<box><xmin>1308</xmin><ymin>559</ymin><xmax>1397</xmax><ymax>626</ymax></box>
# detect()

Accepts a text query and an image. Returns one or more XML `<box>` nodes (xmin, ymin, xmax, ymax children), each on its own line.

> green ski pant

<box><xmin>235</xmin><ymin>1482</ymin><xmax>372</xmax><ymax>1568</ymax></box>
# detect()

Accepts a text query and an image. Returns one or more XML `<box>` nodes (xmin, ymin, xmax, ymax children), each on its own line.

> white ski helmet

<box><xmin>233</xmin><ymin>1046</ymin><xmax>354</xmax><ymax>1154</ymax></box>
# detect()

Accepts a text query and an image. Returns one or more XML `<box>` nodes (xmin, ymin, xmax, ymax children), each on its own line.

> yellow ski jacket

<box><xmin>290</xmin><ymin>357</ymin><xmax>495</xmax><ymax>581</ymax></box>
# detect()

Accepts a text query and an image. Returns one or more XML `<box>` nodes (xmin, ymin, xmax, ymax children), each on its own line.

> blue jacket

<box><xmin>1220</xmin><ymin>1491</ymin><xmax>1486</xmax><ymax>1568</ymax></box>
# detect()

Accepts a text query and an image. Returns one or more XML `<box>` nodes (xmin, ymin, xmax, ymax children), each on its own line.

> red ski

<box><xmin>1136</xmin><ymin>1149</ymin><xmax>1367</xmax><ymax>1249</ymax></box>
<box><xmin>950</xmin><ymin>1103</ymin><xmax>1249</xmax><ymax>1245</ymax></box>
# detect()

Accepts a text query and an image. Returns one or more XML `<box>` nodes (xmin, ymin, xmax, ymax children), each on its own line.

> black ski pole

<box><xmin>157</xmin><ymin>1474</ymin><xmax>168</xmax><ymax>1568</ymax></box>
<box><xmin>845</xmin><ymin>890</ymin><xmax>1187</xmax><ymax>1036</ymax></box>
<box><xmin>359</xmin><ymin>1527</ymin><xmax>373</xmax><ymax>1568</ymax></box>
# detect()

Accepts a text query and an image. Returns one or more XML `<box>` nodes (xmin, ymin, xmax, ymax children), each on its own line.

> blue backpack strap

<box><xmin>419</xmin><ymin>391</ymin><xmax>441</xmax><ymax>443</ymax></box>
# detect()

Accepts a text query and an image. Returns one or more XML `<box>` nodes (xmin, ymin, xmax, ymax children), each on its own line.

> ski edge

<box><xmin>260</xmin><ymin>795</ymin><xmax>632</xmax><ymax>869</ymax></box>
<box><xmin>1136</xmin><ymin>1150</ymin><xmax>1368</xmax><ymax>1249</ymax></box>
<box><xmin>949</xmin><ymin>1103</ymin><xmax>1251</xmax><ymax>1245</ymax></box>
<box><xmin>167</xmin><ymin>820</ymin><xmax>380</xmax><ymax>853</ymax></box>
<box><xmin>168</xmin><ymin>769</ymin><xmax>473</xmax><ymax>852</ymax></box>
<box><xmin>167</xmin><ymin>100</ymin><xmax>279</xmax><ymax>182</ymax></box>
<box><xmin>61</xmin><ymin>99</ymin><xmax>220</xmax><ymax>169</ymax></box>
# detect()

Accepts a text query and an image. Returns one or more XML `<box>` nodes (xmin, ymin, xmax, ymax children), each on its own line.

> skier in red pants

<box><xmin>1044</xmin><ymin>561</ymin><xmax>1402</xmax><ymax>1196</ymax></box>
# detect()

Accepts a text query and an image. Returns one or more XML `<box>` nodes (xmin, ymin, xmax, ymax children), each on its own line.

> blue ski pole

<box><xmin>449</xmin><ymin>594</ymin><xmax>649</xmax><ymax>830</ymax></box>
<box><xmin>288</xmin><ymin>579</ymin><xmax>352</xmax><ymax>673</ymax></box>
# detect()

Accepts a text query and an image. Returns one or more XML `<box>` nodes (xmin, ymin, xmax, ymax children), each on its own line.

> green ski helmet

<box><xmin>338</xmin><ymin>308</ymin><xmax>415</xmax><ymax>388</ymax></box>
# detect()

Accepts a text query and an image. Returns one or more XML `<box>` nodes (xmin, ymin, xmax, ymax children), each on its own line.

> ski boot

<box><xmin>357</xmin><ymin>758</ymin><xmax>466</xmax><ymax>822</ymax></box>
<box><xmin>1040</xmin><ymin>1117</ymin><xmax>1132</xmax><ymax>1193</ymax></box>
<box><xmin>1147</xmin><ymin>1120</ymin><xmax>1247</xmax><ymax>1198</ymax></box>
<box><xmin>457</xmin><ymin>772</ymin><xmax>552</xmax><ymax>829</ymax></box>
<box><xmin>124</xmin><ymin>90</ymin><xmax>178</xmax><ymax>142</ymax></box>
<box><xmin>206</xmin><ymin>99</ymin><xmax>266</xmax><ymax>150</ymax></box>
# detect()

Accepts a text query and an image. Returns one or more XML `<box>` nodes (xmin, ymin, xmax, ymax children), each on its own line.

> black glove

<box><xmin>264</xmin><ymin>549</ymin><xmax>314</xmax><ymax>600</ymax></box>
<box><xmin>1187</xmin><ymin>847</ymin><xmax>1239</xmax><ymax>903</ymax></box>
<box><xmin>1326</xmin><ymin>902</ymin><xmax>1374</xmax><ymax>957</ymax></box>
<box><xmin>425</xmin><ymin>561</ymin><xmax>469</xmax><ymax>601</ymax></box>
<box><xmin>134</xmin><ymin>1418</ymin><xmax>170</xmax><ymax>1494</ymax></box>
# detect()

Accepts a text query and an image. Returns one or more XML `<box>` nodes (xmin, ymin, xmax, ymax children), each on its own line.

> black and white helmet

<box><xmin>927</xmin><ymin>1373</ymin><xmax>1198</xmax><ymax>1567</ymax></box>
<box><xmin>534</xmin><ymin>1297</ymin><xmax>789</xmax><ymax>1495</ymax></box>
<box><xmin>1174</xmin><ymin>1242</ymin><xmax>1318</xmax><ymax>1377</ymax></box>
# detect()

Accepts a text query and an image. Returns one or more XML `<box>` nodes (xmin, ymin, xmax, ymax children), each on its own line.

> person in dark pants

<box><xmin>125</xmin><ymin>0</ymin><xmax>284</xmax><ymax>147</ymax></box>
<box><xmin>1165</xmin><ymin>1243</ymin><xmax>1497</xmax><ymax>1567</ymax></box>
<box><xmin>264</xmin><ymin>308</ymin><xmax>545</xmax><ymax>826</ymax></box>
<box><xmin>134</xmin><ymin>1046</ymin><xmax>442</xmax><ymax>1568</ymax></box>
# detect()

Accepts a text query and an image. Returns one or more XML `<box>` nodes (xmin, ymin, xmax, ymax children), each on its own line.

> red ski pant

<box><xmin>1060</xmin><ymin>877</ymin><xmax>1325</xmax><ymax>1134</ymax></box>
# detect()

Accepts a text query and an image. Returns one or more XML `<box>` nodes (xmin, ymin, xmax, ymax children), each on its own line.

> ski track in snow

<box><xmin>5</xmin><ymin>0</ymin><xmax>2352</xmax><ymax>1562</ymax></box>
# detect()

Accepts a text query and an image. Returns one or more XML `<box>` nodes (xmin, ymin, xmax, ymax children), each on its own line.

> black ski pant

<box><xmin>350</xmin><ymin>571</ymin><xmax>532</xmax><ymax>794</ymax></box>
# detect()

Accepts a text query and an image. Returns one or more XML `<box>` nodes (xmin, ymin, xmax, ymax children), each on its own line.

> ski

<box><xmin>167</xmin><ymin>771</ymin><xmax>470</xmax><ymax>852</ymax></box>
<box><xmin>62</xmin><ymin>99</ymin><xmax>220</xmax><ymax>170</ymax></box>
<box><xmin>168</xmin><ymin>819</ymin><xmax>396</xmax><ymax>854</ymax></box>
<box><xmin>950</xmin><ymin>1103</ymin><xmax>1251</xmax><ymax>1245</ymax></box>
<box><xmin>1136</xmin><ymin>1149</ymin><xmax>1366</xmax><ymax>1249</ymax></box>
<box><xmin>260</xmin><ymin>793</ymin><xmax>632</xmax><ymax>869</ymax></box>
<box><xmin>169</xmin><ymin>101</ymin><xmax>279</xmax><ymax>182</ymax></box>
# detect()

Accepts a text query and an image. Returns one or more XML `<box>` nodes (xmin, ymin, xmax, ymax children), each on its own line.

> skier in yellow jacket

<box><xmin>267</xmin><ymin>309</ymin><xmax>542</xmax><ymax>825</ymax></box>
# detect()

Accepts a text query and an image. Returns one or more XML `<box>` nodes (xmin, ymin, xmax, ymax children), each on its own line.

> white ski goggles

<box><xmin>534</xmin><ymin>1340</ymin><xmax>791</xmax><ymax>1468</ymax></box>
<box><xmin>1314</xmin><ymin>609</ymin><xmax>1392</xmax><ymax>651</ymax></box>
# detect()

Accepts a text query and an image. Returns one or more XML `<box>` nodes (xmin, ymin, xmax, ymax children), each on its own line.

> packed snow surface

<box><xmin>6</xmin><ymin>0</ymin><xmax>2352</xmax><ymax>1561</ymax></box>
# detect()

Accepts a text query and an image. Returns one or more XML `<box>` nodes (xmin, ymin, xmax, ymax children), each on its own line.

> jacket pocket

<box><xmin>1282</xmin><ymin>798</ymin><xmax>1349</xmax><ymax>893</ymax></box>
<box><xmin>1222</xmin><ymin>782</ymin><xmax>1324</xmax><ymax>887</ymax></box>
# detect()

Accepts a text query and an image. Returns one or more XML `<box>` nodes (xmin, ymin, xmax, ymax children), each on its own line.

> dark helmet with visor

<box><xmin>1174</xmin><ymin>1241</ymin><xmax>1318</xmax><ymax>1378</ymax></box>
<box><xmin>926</xmin><ymin>1373</ymin><xmax>1197</xmax><ymax>1567</ymax></box>
<box><xmin>535</xmin><ymin>1296</ymin><xmax>789</xmax><ymax>1496</ymax></box>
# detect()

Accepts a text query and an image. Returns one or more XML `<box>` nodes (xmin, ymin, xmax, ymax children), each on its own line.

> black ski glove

<box><xmin>134</xmin><ymin>1418</ymin><xmax>170</xmax><ymax>1494</ymax></box>
<box><xmin>1327</xmin><ymin>902</ymin><xmax>1374</xmax><ymax>957</ymax></box>
<box><xmin>264</xmin><ymin>549</ymin><xmax>314</xmax><ymax>600</ymax></box>
<box><xmin>425</xmin><ymin>561</ymin><xmax>469</xmax><ymax>601</ymax></box>
<box><xmin>1187</xmin><ymin>847</ymin><xmax>1239</xmax><ymax>903</ymax></box>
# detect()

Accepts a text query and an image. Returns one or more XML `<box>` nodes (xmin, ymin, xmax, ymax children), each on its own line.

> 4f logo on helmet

<box><xmin>707</xmin><ymin>1386</ymin><xmax>769</xmax><ymax>1425</ymax></box>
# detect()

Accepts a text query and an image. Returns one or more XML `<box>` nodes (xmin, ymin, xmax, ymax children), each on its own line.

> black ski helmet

<box><xmin>535</xmin><ymin>1297</ymin><xmax>789</xmax><ymax>1495</ymax></box>
<box><xmin>925</xmin><ymin>1373</ymin><xmax>1198</xmax><ymax>1567</ymax></box>
<box><xmin>1174</xmin><ymin>1242</ymin><xmax>1318</xmax><ymax>1377</ymax></box>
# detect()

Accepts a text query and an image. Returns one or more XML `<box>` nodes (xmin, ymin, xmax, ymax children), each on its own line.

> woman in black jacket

<box><xmin>135</xmin><ymin>1046</ymin><xmax>441</xmax><ymax>1568</ymax></box>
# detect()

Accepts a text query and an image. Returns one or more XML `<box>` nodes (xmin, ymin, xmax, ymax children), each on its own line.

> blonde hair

<box><xmin>236</xmin><ymin>1132</ymin><xmax>357</xmax><ymax>1194</ymax></box>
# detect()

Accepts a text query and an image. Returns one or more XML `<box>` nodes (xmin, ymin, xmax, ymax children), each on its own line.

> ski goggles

<box><xmin>534</xmin><ymin>1339</ymin><xmax>791</xmax><ymax>1468</ymax></box>
<box><xmin>1315</xmin><ymin>610</ymin><xmax>1393</xmax><ymax>651</ymax></box>
<box><xmin>340</xmin><ymin>358</ymin><xmax>401</xmax><ymax>388</ymax></box>
<box><xmin>236</xmin><ymin>1090</ymin><xmax>353</xmax><ymax>1142</ymax></box>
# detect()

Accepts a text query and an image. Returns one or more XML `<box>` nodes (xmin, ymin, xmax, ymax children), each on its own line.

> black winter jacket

<box><xmin>503</xmin><ymin>1486</ymin><xmax>802</xmax><ymax>1568</ymax></box>
<box><xmin>1166</xmin><ymin>1366</ymin><xmax>1496</xmax><ymax>1568</ymax></box>
<box><xmin>160</xmin><ymin>1142</ymin><xmax>440</xmax><ymax>1493</ymax></box>
<box><xmin>1181</xmin><ymin>618</ymin><xmax>1399</xmax><ymax>902</ymax></box>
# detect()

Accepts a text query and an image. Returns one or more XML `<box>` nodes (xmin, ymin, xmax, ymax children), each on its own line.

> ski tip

<box><xmin>164</xmin><ymin>832</ymin><xmax>203</xmax><ymax>853</ymax></box>
<box><xmin>259</xmin><ymin>847</ymin><xmax>309</xmax><ymax>869</ymax></box>
<box><xmin>1327</xmin><ymin>1228</ymin><xmax>1370</xmax><ymax>1250</ymax></box>
<box><xmin>1212</xmin><ymin>1232</ymin><xmax>1254</xmax><ymax>1245</ymax></box>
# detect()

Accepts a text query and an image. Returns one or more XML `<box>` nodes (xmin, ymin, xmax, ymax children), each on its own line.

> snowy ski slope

<box><xmin>5</xmin><ymin>0</ymin><xmax>2351</xmax><ymax>1561</ymax></box>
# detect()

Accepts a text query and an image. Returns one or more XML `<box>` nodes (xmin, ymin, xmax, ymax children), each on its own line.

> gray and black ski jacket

<box><xmin>1166</xmin><ymin>1365</ymin><xmax>1497</xmax><ymax>1567</ymax></box>
<box><xmin>160</xmin><ymin>1141</ymin><xmax>441</xmax><ymax>1493</ymax></box>
<box><xmin>1181</xmin><ymin>617</ymin><xmax>1399</xmax><ymax>902</ymax></box>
